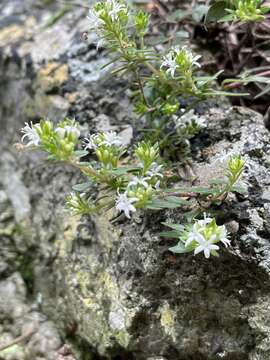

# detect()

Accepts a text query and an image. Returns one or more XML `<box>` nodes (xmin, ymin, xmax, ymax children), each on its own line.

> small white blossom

<box><xmin>88</xmin><ymin>8</ymin><xmax>103</xmax><ymax>28</ymax></box>
<box><xmin>21</xmin><ymin>122</ymin><xmax>41</xmax><ymax>147</ymax></box>
<box><xmin>183</xmin><ymin>215</ymin><xmax>230</xmax><ymax>258</ymax></box>
<box><xmin>55</xmin><ymin>125</ymin><xmax>80</xmax><ymax>139</ymax></box>
<box><xmin>146</xmin><ymin>162</ymin><xmax>163</xmax><ymax>179</ymax></box>
<box><xmin>83</xmin><ymin>134</ymin><xmax>98</xmax><ymax>150</ymax></box>
<box><xmin>185</xmin><ymin>227</ymin><xmax>201</xmax><ymax>248</ymax></box>
<box><xmin>194</xmin><ymin>233</ymin><xmax>220</xmax><ymax>259</ymax></box>
<box><xmin>175</xmin><ymin>109</ymin><xmax>206</xmax><ymax>129</ymax></box>
<box><xmin>108</xmin><ymin>0</ymin><xmax>127</xmax><ymax>21</ymax></box>
<box><xmin>161</xmin><ymin>46</ymin><xmax>201</xmax><ymax>78</ymax></box>
<box><xmin>127</xmin><ymin>176</ymin><xmax>149</xmax><ymax>188</ymax></box>
<box><xmin>101</xmin><ymin>131</ymin><xmax>123</xmax><ymax>147</ymax></box>
<box><xmin>115</xmin><ymin>192</ymin><xmax>138</xmax><ymax>218</ymax></box>
<box><xmin>153</xmin><ymin>180</ymin><xmax>160</xmax><ymax>189</ymax></box>
<box><xmin>197</xmin><ymin>212</ymin><xmax>212</xmax><ymax>227</ymax></box>
<box><xmin>219</xmin><ymin>225</ymin><xmax>230</xmax><ymax>248</ymax></box>
<box><xmin>182</xmin><ymin>46</ymin><xmax>201</xmax><ymax>68</ymax></box>
<box><xmin>212</xmin><ymin>150</ymin><xmax>233</xmax><ymax>166</ymax></box>
<box><xmin>161</xmin><ymin>51</ymin><xmax>177</xmax><ymax>77</ymax></box>
<box><xmin>67</xmin><ymin>192</ymin><xmax>80</xmax><ymax>208</ymax></box>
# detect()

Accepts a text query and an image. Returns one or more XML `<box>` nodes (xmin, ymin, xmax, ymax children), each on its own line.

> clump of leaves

<box><xmin>20</xmin><ymin>120</ymin><xmax>246</xmax><ymax>220</ymax></box>
<box><xmin>87</xmin><ymin>0</ymin><xmax>239</xmax><ymax>159</ymax></box>
<box><xmin>162</xmin><ymin>214</ymin><xmax>230</xmax><ymax>259</ymax></box>
<box><xmin>206</xmin><ymin>0</ymin><xmax>269</xmax><ymax>23</ymax></box>
<box><xmin>21</xmin><ymin>120</ymin><xmax>166</xmax><ymax>218</ymax></box>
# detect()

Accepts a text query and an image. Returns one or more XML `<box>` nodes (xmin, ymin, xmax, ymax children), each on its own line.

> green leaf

<box><xmin>232</xmin><ymin>185</ymin><xmax>247</xmax><ymax>194</ymax></box>
<box><xmin>165</xmin><ymin>196</ymin><xmax>190</xmax><ymax>205</ymax></box>
<box><xmin>218</xmin><ymin>13</ymin><xmax>234</xmax><ymax>22</ymax></box>
<box><xmin>167</xmin><ymin>9</ymin><xmax>191</xmax><ymax>22</ymax></box>
<box><xmin>158</xmin><ymin>230</ymin><xmax>181</xmax><ymax>239</ymax></box>
<box><xmin>169</xmin><ymin>242</ymin><xmax>190</xmax><ymax>254</ymax></box>
<box><xmin>255</xmin><ymin>84</ymin><xmax>270</xmax><ymax>99</ymax></box>
<box><xmin>74</xmin><ymin>150</ymin><xmax>89</xmax><ymax>158</ymax></box>
<box><xmin>209</xmin><ymin>179</ymin><xmax>226</xmax><ymax>185</ymax></box>
<box><xmin>109</xmin><ymin>166</ymin><xmax>140</xmax><ymax>175</ymax></box>
<box><xmin>72</xmin><ymin>182</ymin><xmax>93</xmax><ymax>192</ymax></box>
<box><xmin>192</xmin><ymin>5</ymin><xmax>209</xmax><ymax>22</ymax></box>
<box><xmin>195</xmin><ymin>70</ymin><xmax>223</xmax><ymax>85</ymax></box>
<box><xmin>261</xmin><ymin>6</ymin><xmax>270</xmax><ymax>14</ymax></box>
<box><xmin>205</xmin><ymin>1</ymin><xmax>227</xmax><ymax>23</ymax></box>
<box><xmin>162</xmin><ymin>222</ymin><xmax>184</xmax><ymax>232</ymax></box>
<box><xmin>146</xmin><ymin>196</ymin><xmax>190</xmax><ymax>210</ymax></box>
<box><xmin>163</xmin><ymin>186</ymin><xmax>215</xmax><ymax>195</ymax></box>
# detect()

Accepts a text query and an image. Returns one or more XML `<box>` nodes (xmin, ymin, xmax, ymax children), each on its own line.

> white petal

<box><xmin>204</xmin><ymin>248</ymin><xmax>210</xmax><ymax>258</ymax></box>
<box><xmin>194</xmin><ymin>245</ymin><xmax>204</xmax><ymax>255</ymax></box>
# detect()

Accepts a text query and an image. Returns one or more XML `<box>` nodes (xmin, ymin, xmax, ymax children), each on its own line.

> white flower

<box><xmin>66</xmin><ymin>125</ymin><xmax>80</xmax><ymax>138</ymax></box>
<box><xmin>153</xmin><ymin>180</ymin><xmax>160</xmax><ymax>189</ymax></box>
<box><xmin>161</xmin><ymin>51</ymin><xmax>177</xmax><ymax>77</ymax></box>
<box><xmin>67</xmin><ymin>192</ymin><xmax>80</xmax><ymax>208</ymax></box>
<box><xmin>96</xmin><ymin>38</ymin><xmax>107</xmax><ymax>50</ymax></box>
<box><xmin>83</xmin><ymin>134</ymin><xmax>98</xmax><ymax>150</ymax></box>
<box><xmin>146</xmin><ymin>162</ymin><xmax>163</xmax><ymax>179</ymax></box>
<box><xmin>194</xmin><ymin>233</ymin><xmax>220</xmax><ymax>259</ymax></box>
<box><xmin>127</xmin><ymin>176</ymin><xmax>149</xmax><ymax>188</ymax></box>
<box><xmin>197</xmin><ymin>213</ymin><xmax>212</xmax><ymax>227</ymax></box>
<box><xmin>219</xmin><ymin>225</ymin><xmax>230</xmax><ymax>248</ymax></box>
<box><xmin>182</xmin><ymin>46</ymin><xmax>201</xmax><ymax>68</ymax></box>
<box><xmin>108</xmin><ymin>0</ymin><xmax>127</xmax><ymax>21</ymax></box>
<box><xmin>185</xmin><ymin>227</ymin><xmax>201</xmax><ymax>247</ymax></box>
<box><xmin>101</xmin><ymin>131</ymin><xmax>123</xmax><ymax>147</ymax></box>
<box><xmin>87</xmin><ymin>8</ymin><xmax>103</xmax><ymax>28</ymax></box>
<box><xmin>21</xmin><ymin>122</ymin><xmax>41</xmax><ymax>147</ymax></box>
<box><xmin>161</xmin><ymin>46</ymin><xmax>201</xmax><ymax>78</ymax></box>
<box><xmin>115</xmin><ymin>192</ymin><xmax>138</xmax><ymax>218</ymax></box>
<box><xmin>55</xmin><ymin>125</ymin><xmax>80</xmax><ymax>139</ymax></box>
<box><xmin>212</xmin><ymin>150</ymin><xmax>233</xmax><ymax>166</ymax></box>
<box><xmin>175</xmin><ymin>109</ymin><xmax>206</xmax><ymax>129</ymax></box>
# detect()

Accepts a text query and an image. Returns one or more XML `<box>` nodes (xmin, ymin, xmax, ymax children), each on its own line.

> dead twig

<box><xmin>0</xmin><ymin>330</ymin><xmax>36</xmax><ymax>353</ymax></box>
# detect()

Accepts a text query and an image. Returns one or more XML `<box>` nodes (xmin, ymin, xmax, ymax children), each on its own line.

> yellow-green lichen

<box><xmin>160</xmin><ymin>302</ymin><xmax>176</xmax><ymax>342</ymax></box>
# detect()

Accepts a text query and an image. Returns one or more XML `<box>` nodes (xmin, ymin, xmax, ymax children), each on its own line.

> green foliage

<box><xmin>66</xmin><ymin>192</ymin><xmax>99</xmax><ymax>216</ymax></box>
<box><xmin>205</xmin><ymin>0</ymin><xmax>269</xmax><ymax>23</ymax></box>
<box><xmin>21</xmin><ymin>119</ymin><xmax>80</xmax><ymax>161</ymax></box>
<box><xmin>19</xmin><ymin>1</ymin><xmax>251</xmax><ymax>259</ymax></box>
<box><xmin>87</xmin><ymin>0</ymin><xmax>239</xmax><ymax>158</ymax></box>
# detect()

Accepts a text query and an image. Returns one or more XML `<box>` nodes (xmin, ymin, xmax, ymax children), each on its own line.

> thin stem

<box><xmin>0</xmin><ymin>330</ymin><xmax>35</xmax><ymax>352</ymax></box>
<box><xmin>135</xmin><ymin>69</ymin><xmax>149</xmax><ymax>106</ymax></box>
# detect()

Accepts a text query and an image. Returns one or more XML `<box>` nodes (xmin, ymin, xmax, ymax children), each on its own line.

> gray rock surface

<box><xmin>1</xmin><ymin>1</ymin><xmax>270</xmax><ymax>360</ymax></box>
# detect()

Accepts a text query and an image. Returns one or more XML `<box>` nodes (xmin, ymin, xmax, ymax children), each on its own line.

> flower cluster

<box><xmin>21</xmin><ymin>122</ymin><xmax>41</xmax><ymax>147</ymax></box>
<box><xmin>19</xmin><ymin>0</ymin><xmax>250</xmax><ymax>261</ymax></box>
<box><xmin>66</xmin><ymin>192</ymin><xmax>98</xmax><ymax>216</ymax></box>
<box><xmin>88</xmin><ymin>0</ymin><xmax>128</xmax><ymax>27</ymax></box>
<box><xmin>21</xmin><ymin>119</ymin><xmax>80</xmax><ymax>161</ymax></box>
<box><xmin>168</xmin><ymin>214</ymin><xmax>230</xmax><ymax>259</ymax></box>
<box><xmin>228</xmin><ymin>0</ymin><xmax>268</xmax><ymax>22</ymax></box>
<box><xmin>114</xmin><ymin>142</ymin><xmax>163</xmax><ymax>218</ymax></box>
<box><xmin>70</xmin><ymin>131</ymin><xmax>164</xmax><ymax>218</ymax></box>
<box><xmin>207</xmin><ymin>0</ymin><xmax>269</xmax><ymax>23</ymax></box>
<box><xmin>161</xmin><ymin>46</ymin><xmax>201</xmax><ymax>78</ymax></box>
<box><xmin>85</xmin><ymin>0</ymin><xmax>235</xmax><ymax>161</ymax></box>
<box><xmin>87</xmin><ymin>0</ymin><xmax>131</xmax><ymax>50</ymax></box>
<box><xmin>84</xmin><ymin>131</ymin><xmax>123</xmax><ymax>168</ymax></box>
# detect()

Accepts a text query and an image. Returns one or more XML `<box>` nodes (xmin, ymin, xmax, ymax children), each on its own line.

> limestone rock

<box><xmin>1</xmin><ymin>1</ymin><xmax>270</xmax><ymax>360</ymax></box>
